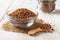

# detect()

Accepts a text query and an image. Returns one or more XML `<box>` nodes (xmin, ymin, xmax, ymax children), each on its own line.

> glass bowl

<box><xmin>6</xmin><ymin>8</ymin><xmax>38</xmax><ymax>28</ymax></box>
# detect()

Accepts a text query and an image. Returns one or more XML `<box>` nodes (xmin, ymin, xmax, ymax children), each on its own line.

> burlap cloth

<box><xmin>2</xmin><ymin>19</ymin><xmax>53</xmax><ymax>34</ymax></box>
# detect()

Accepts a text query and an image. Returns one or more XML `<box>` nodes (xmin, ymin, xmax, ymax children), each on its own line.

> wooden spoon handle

<box><xmin>28</xmin><ymin>27</ymin><xmax>42</xmax><ymax>35</ymax></box>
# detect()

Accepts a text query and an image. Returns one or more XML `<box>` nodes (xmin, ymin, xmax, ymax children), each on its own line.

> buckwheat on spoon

<box><xmin>28</xmin><ymin>23</ymin><xmax>53</xmax><ymax>35</ymax></box>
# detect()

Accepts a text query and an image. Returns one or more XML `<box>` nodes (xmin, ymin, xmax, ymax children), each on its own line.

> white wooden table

<box><xmin>0</xmin><ymin>0</ymin><xmax>60</xmax><ymax>40</ymax></box>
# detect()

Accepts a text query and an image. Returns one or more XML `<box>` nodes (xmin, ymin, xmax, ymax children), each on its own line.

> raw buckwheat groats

<box><xmin>9</xmin><ymin>8</ymin><xmax>36</xmax><ymax>19</ymax></box>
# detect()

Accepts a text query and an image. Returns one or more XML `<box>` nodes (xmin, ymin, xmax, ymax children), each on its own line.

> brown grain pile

<box><xmin>9</xmin><ymin>8</ymin><xmax>36</xmax><ymax>19</ymax></box>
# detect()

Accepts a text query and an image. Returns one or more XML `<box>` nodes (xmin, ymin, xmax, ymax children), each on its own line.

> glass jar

<box><xmin>38</xmin><ymin>0</ymin><xmax>56</xmax><ymax>13</ymax></box>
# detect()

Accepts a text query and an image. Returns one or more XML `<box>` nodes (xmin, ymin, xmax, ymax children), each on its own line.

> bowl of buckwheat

<box><xmin>7</xmin><ymin>8</ymin><xmax>38</xmax><ymax>28</ymax></box>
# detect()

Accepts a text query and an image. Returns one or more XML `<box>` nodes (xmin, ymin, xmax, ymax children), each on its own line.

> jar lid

<box><xmin>40</xmin><ymin>0</ymin><xmax>56</xmax><ymax>1</ymax></box>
